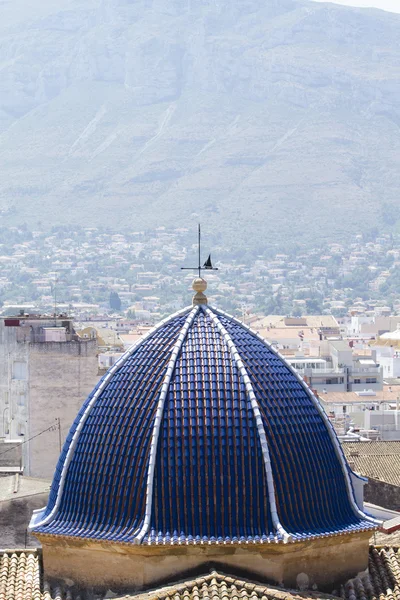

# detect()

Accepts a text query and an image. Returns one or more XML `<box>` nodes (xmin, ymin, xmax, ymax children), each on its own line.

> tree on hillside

<box><xmin>109</xmin><ymin>291</ymin><xmax>122</xmax><ymax>311</ymax></box>
<box><xmin>305</xmin><ymin>297</ymin><xmax>323</xmax><ymax>314</ymax></box>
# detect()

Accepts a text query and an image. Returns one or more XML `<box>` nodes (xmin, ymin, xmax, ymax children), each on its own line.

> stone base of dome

<box><xmin>38</xmin><ymin>531</ymin><xmax>371</xmax><ymax>595</ymax></box>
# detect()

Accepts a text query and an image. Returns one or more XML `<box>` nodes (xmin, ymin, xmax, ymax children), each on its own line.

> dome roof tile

<box><xmin>31</xmin><ymin>305</ymin><xmax>377</xmax><ymax>544</ymax></box>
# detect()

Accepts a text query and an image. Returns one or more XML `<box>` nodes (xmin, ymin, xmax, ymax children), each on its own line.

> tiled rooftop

<box><xmin>33</xmin><ymin>306</ymin><xmax>376</xmax><ymax>545</ymax></box>
<box><xmin>342</xmin><ymin>442</ymin><xmax>400</xmax><ymax>486</ymax></box>
<box><xmin>0</xmin><ymin>551</ymin><xmax>77</xmax><ymax>600</ymax></box>
<box><xmin>343</xmin><ymin>443</ymin><xmax>400</xmax><ymax>455</ymax></box>
<box><xmin>1</xmin><ymin>548</ymin><xmax>399</xmax><ymax>600</ymax></box>
<box><xmin>0</xmin><ymin>551</ymin><xmax>41</xmax><ymax>600</ymax></box>
<box><xmin>249</xmin><ymin>315</ymin><xmax>340</xmax><ymax>330</ymax></box>
<box><xmin>343</xmin><ymin>547</ymin><xmax>400</xmax><ymax>600</ymax></box>
<box><xmin>321</xmin><ymin>388</ymin><xmax>398</xmax><ymax>405</ymax></box>
<box><xmin>126</xmin><ymin>571</ymin><xmax>336</xmax><ymax>600</ymax></box>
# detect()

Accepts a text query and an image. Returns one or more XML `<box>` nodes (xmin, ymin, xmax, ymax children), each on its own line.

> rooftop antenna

<box><xmin>54</xmin><ymin>274</ymin><xmax>58</xmax><ymax>325</ymax></box>
<box><xmin>181</xmin><ymin>224</ymin><xmax>218</xmax><ymax>305</ymax></box>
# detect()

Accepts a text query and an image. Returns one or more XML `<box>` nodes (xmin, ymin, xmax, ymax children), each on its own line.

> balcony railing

<box><xmin>351</xmin><ymin>368</ymin><xmax>381</xmax><ymax>374</ymax></box>
<box><xmin>291</xmin><ymin>367</ymin><xmax>344</xmax><ymax>375</ymax></box>
<box><xmin>292</xmin><ymin>366</ymin><xmax>380</xmax><ymax>376</ymax></box>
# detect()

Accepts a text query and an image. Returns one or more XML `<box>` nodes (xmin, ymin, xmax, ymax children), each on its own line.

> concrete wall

<box><xmin>0</xmin><ymin>439</ymin><xmax>22</xmax><ymax>469</ymax></box>
<box><xmin>346</xmin><ymin>410</ymin><xmax>400</xmax><ymax>441</ymax></box>
<box><xmin>364</xmin><ymin>478</ymin><xmax>400</xmax><ymax>512</ymax></box>
<box><xmin>39</xmin><ymin>531</ymin><xmax>371</xmax><ymax>595</ymax></box>
<box><xmin>0</xmin><ymin>321</ymin><xmax>99</xmax><ymax>478</ymax></box>
<box><xmin>0</xmin><ymin>493</ymin><xmax>48</xmax><ymax>548</ymax></box>
<box><xmin>29</xmin><ymin>340</ymin><xmax>98</xmax><ymax>479</ymax></box>
<box><xmin>351</xmin><ymin>378</ymin><xmax>383</xmax><ymax>391</ymax></box>
<box><xmin>313</xmin><ymin>382</ymin><xmax>346</xmax><ymax>392</ymax></box>
<box><xmin>364</xmin><ymin>411</ymin><xmax>400</xmax><ymax>439</ymax></box>
<box><xmin>349</xmin><ymin>471</ymin><xmax>366</xmax><ymax>510</ymax></box>
<box><xmin>0</xmin><ymin>322</ymin><xmax>29</xmax><ymax>452</ymax></box>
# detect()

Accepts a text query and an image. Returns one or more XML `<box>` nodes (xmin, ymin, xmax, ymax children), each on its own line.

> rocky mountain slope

<box><xmin>0</xmin><ymin>0</ymin><xmax>400</xmax><ymax>246</ymax></box>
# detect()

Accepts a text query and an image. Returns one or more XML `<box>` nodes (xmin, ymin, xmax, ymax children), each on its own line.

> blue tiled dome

<box><xmin>31</xmin><ymin>305</ymin><xmax>376</xmax><ymax>544</ymax></box>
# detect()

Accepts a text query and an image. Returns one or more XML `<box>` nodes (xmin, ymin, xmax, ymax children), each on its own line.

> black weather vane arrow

<box><xmin>181</xmin><ymin>224</ymin><xmax>218</xmax><ymax>278</ymax></box>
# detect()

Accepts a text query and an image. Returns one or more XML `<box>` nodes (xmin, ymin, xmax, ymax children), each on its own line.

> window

<box><xmin>366</xmin><ymin>378</ymin><xmax>377</xmax><ymax>384</ymax></box>
<box><xmin>12</xmin><ymin>361</ymin><xmax>27</xmax><ymax>380</ymax></box>
<box><xmin>354</xmin><ymin>378</ymin><xmax>361</xmax><ymax>384</ymax></box>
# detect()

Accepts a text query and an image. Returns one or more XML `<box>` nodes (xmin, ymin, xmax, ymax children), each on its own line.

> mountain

<box><xmin>0</xmin><ymin>0</ymin><xmax>400</xmax><ymax>247</ymax></box>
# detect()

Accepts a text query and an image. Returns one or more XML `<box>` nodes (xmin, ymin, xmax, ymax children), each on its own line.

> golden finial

<box><xmin>192</xmin><ymin>277</ymin><xmax>207</xmax><ymax>306</ymax></box>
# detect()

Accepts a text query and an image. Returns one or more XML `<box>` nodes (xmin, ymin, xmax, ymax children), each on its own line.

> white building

<box><xmin>98</xmin><ymin>351</ymin><xmax>124</xmax><ymax>371</ymax></box>
<box><xmin>375</xmin><ymin>345</ymin><xmax>400</xmax><ymax>379</ymax></box>
<box><xmin>287</xmin><ymin>340</ymin><xmax>382</xmax><ymax>393</ymax></box>
<box><xmin>0</xmin><ymin>314</ymin><xmax>99</xmax><ymax>478</ymax></box>
<box><xmin>321</xmin><ymin>389</ymin><xmax>400</xmax><ymax>441</ymax></box>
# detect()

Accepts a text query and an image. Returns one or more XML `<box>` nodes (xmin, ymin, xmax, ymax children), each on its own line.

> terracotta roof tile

<box><xmin>343</xmin><ymin>548</ymin><xmax>400</xmax><ymax>600</ymax></box>
<box><xmin>0</xmin><ymin>551</ymin><xmax>41</xmax><ymax>600</ymax></box>
<box><xmin>342</xmin><ymin>442</ymin><xmax>400</xmax><ymax>486</ymax></box>
<box><xmin>126</xmin><ymin>570</ymin><xmax>336</xmax><ymax>600</ymax></box>
<box><xmin>0</xmin><ymin>551</ymin><xmax>78</xmax><ymax>600</ymax></box>
<box><xmin>343</xmin><ymin>443</ymin><xmax>400</xmax><ymax>456</ymax></box>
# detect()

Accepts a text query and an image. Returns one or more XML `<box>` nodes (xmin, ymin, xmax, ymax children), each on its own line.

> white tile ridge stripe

<box><xmin>203</xmin><ymin>305</ymin><xmax>291</xmax><ymax>543</ymax></box>
<box><xmin>30</xmin><ymin>305</ymin><xmax>194</xmax><ymax>531</ymax></box>
<box><xmin>209</xmin><ymin>305</ymin><xmax>381</xmax><ymax>528</ymax></box>
<box><xmin>133</xmin><ymin>305</ymin><xmax>200</xmax><ymax>544</ymax></box>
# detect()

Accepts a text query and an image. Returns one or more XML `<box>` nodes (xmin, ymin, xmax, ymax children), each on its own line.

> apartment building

<box><xmin>0</xmin><ymin>314</ymin><xmax>99</xmax><ymax>478</ymax></box>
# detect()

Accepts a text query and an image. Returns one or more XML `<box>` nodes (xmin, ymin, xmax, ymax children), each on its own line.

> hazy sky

<box><xmin>311</xmin><ymin>0</ymin><xmax>400</xmax><ymax>13</ymax></box>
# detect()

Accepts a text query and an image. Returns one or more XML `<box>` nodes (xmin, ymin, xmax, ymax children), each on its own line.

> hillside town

<box><xmin>0</xmin><ymin>225</ymin><xmax>400</xmax><ymax>322</ymax></box>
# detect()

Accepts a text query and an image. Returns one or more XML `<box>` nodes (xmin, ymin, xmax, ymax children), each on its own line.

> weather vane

<box><xmin>181</xmin><ymin>224</ymin><xmax>218</xmax><ymax>278</ymax></box>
